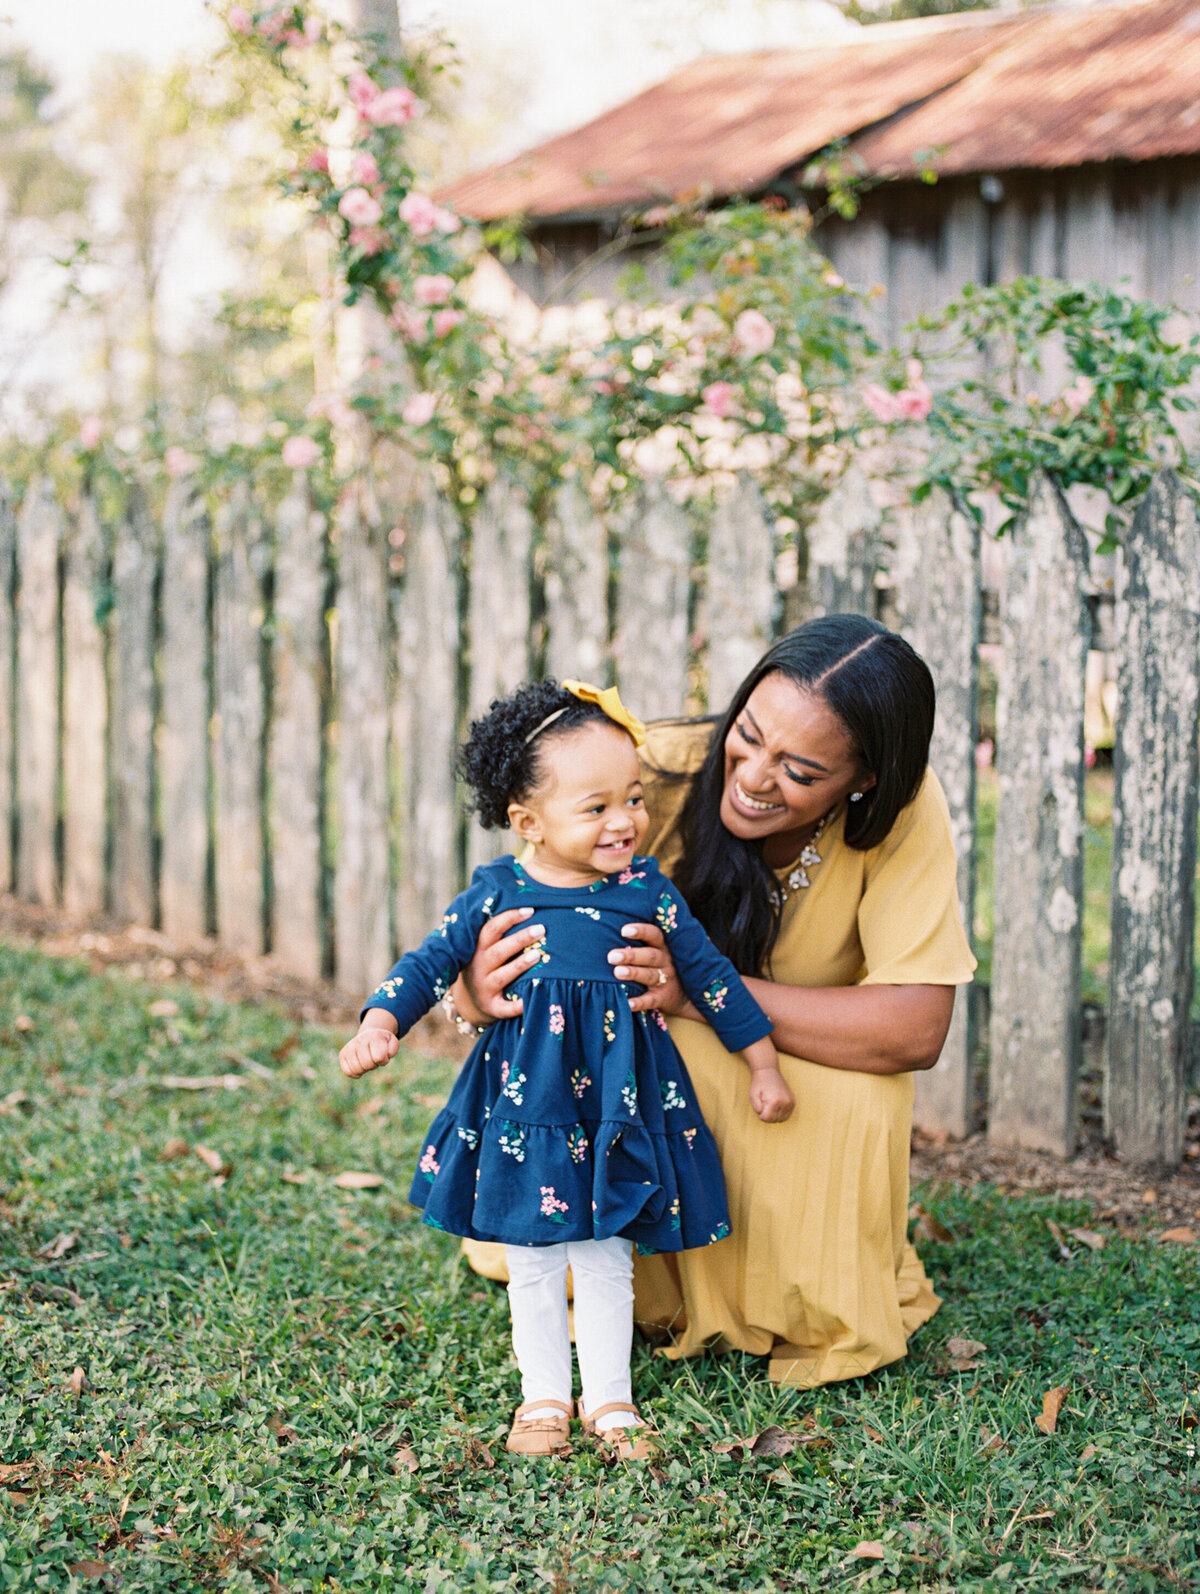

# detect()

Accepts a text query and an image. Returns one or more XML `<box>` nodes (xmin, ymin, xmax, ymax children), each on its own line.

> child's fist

<box><xmin>750</xmin><ymin>1067</ymin><xmax>794</xmax><ymax>1124</ymax></box>
<box><xmin>340</xmin><ymin>1027</ymin><xmax>399</xmax><ymax>1078</ymax></box>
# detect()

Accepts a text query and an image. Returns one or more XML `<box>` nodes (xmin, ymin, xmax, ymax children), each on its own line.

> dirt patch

<box><xmin>3</xmin><ymin>892</ymin><xmax>1199</xmax><ymax>1234</ymax></box>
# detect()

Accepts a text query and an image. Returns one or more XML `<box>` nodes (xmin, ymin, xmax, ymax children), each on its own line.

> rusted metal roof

<box><xmin>439</xmin><ymin>0</ymin><xmax>1200</xmax><ymax>222</ymax></box>
<box><xmin>439</xmin><ymin>10</ymin><xmax>1033</xmax><ymax>220</ymax></box>
<box><xmin>852</xmin><ymin>0</ymin><xmax>1200</xmax><ymax>176</ymax></box>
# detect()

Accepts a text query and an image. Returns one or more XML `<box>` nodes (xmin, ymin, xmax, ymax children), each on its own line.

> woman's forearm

<box><xmin>739</xmin><ymin>978</ymin><xmax>956</xmax><ymax>1075</ymax></box>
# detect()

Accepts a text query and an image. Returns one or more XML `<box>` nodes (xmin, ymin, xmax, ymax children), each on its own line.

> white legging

<box><xmin>505</xmin><ymin>1236</ymin><xmax>634</xmax><ymax>1417</ymax></box>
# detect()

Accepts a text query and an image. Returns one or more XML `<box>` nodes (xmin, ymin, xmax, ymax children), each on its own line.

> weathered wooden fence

<box><xmin>1</xmin><ymin>462</ymin><xmax>1197</xmax><ymax>1164</ymax></box>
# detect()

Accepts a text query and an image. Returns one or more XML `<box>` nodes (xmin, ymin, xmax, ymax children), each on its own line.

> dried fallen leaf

<box><xmin>1035</xmin><ymin>1385</ymin><xmax>1069</xmax><ymax>1435</ymax></box>
<box><xmin>393</xmin><ymin>1446</ymin><xmax>419</xmax><ymax>1474</ymax></box>
<box><xmin>333</xmin><ymin>1171</ymin><xmax>384</xmax><ymax>1190</ymax></box>
<box><xmin>0</xmin><ymin>1463</ymin><xmax>34</xmax><ymax>1481</ymax></box>
<box><xmin>147</xmin><ymin>999</ymin><xmax>180</xmax><ymax>1019</ymax></box>
<box><xmin>1079</xmin><ymin>1443</ymin><xmax>1097</xmax><ymax>1462</ymax></box>
<box><xmin>909</xmin><ymin>1203</ymin><xmax>954</xmax><ymax>1244</ymax></box>
<box><xmin>65</xmin><ymin>1366</ymin><xmax>86</xmax><ymax>1399</ymax></box>
<box><xmin>1142</xmin><ymin>1188</ymin><xmax>1159</xmax><ymax>1205</ymax></box>
<box><xmin>945</xmin><ymin>1335</ymin><xmax>987</xmax><ymax>1371</ymax></box>
<box><xmin>1045</xmin><ymin>1218</ymin><xmax>1073</xmax><ymax>1259</ymax></box>
<box><xmin>36</xmin><ymin>1232</ymin><xmax>77</xmax><ymax>1261</ymax></box>
<box><xmin>355</xmin><ymin>1095</ymin><xmax>386</xmax><ymax>1118</ymax></box>
<box><xmin>714</xmin><ymin>1426</ymin><xmax>828</xmax><ymax>1460</ymax></box>
<box><xmin>153</xmin><ymin>1074</ymin><xmax>243</xmax><ymax>1092</ymax></box>
<box><xmin>414</xmin><ymin>1094</ymin><xmax>447</xmax><ymax>1111</ymax></box>
<box><xmin>67</xmin><ymin>1561</ymin><xmax>110</xmax><ymax>1580</ymax></box>
<box><xmin>159</xmin><ymin>1138</ymin><xmax>190</xmax><ymax>1161</ymax></box>
<box><xmin>14</xmin><ymin>1014</ymin><xmax>34</xmax><ymax>1032</ymax></box>
<box><xmin>1158</xmin><ymin>1227</ymin><xmax>1196</xmax><ymax>1245</ymax></box>
<box><xmin>863</xmin><ymin>1423</ymin><xmax>885</xmax><ymax>1444</ymax></box>
<box><xmin>1067</xmin><ymin>1227</ymin><xmax>1106</xmax><ymax>1251</ymax></box>
<box><xmin>978</xmin><ymin>1427</ymin><xmax>1006</xmax><ymax>1454</ymax></box>
<box><xmin>266</xmin><ymin>1413</ymin><xmax>298</xmax><ymax>1446</ymax></box>
<box><xmin>849</xmin><ymin>1541</ymin><xmax>885</xmax><ymax>1560</ymax></box>
<box><xmin>194</xmin><ymin>1145</ymin><xmax>232</xmax><ymax>1177</ymax></box>
<box><xmin>280</xmin><ymin>1170</ymin><xmax>314</xmax><ymax>1185</ymax></box>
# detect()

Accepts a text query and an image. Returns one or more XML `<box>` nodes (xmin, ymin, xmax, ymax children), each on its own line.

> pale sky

<box><xmin>2</xmin><ymin>0</ymin><xmax>851</xmax><ymax>154</ymax></box>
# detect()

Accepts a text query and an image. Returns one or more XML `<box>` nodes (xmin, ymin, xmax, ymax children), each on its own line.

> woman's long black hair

<box><xmin>672</xmin><ymin>615</ymin><xmax>935</xmax><ymax>975</ymax></box>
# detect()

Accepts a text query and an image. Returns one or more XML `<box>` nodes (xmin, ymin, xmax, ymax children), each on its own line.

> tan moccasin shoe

<box><xmin>577</xmin><ymin>1400</ymin><xmax>660</xmax><ymax>1461</ymax></box>
<box><xmin>505</xmin><ymin>1399</ymin><xmax>573</xmax><ymax>1457</ymax></box>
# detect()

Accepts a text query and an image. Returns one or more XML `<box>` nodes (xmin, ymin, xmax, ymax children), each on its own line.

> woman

<box><xmin>451</xmin><ymin>615</ymin><xmax>975</xmax><ymax>1387</ymax></box>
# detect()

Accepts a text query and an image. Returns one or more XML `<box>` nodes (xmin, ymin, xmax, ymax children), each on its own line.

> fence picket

<box><xmin>62</xmin><ymin>493</ymin><xmax>108</xmax><ymax>915</ymax></box>
<box><xmin>395</xmin><ymin>483</ymin><xmax>460</xmax><ymax>950</ymax></box>
<box><xmin>613</xmin><ymin>483</ymin><xmax>690</xmax><ymax>720</ymax></box>
<box><xmin>894</xmin><ymin>489</ymin><xmax>981</xmax><ymax>1138</ymax></box>
<box><xmin>160</xmin><ymin>481</ymin><xmax>211</xmax><ymax>943</ymax></box>
<box><xmin>15</xmin><ymin>478</ymin><xmax>59</xmax><ymax>905</ymax></box>
<box><xmin>333</xmin><ymin>486</ymin><xmax>391</xmax><ymax>992</ymax></box>
<box><xmin>988</xmin><ymin>474</ymin><xmax>1090</xmax><ymax>1155</ymax></box>
<box><xmin>702</xmin><ymin>474</ymin><xmax>775</xmax><ymax>712</ymax></box>
<box><xmin>466</xmin><ymin>475</ymin><xmax>533</xmax><ymax>871</ymax></box>
<box><xmin>0</xmin><ymin>484</ymin><xmax>14</xmax><ymax>892</ymax></box>
<box><xmin>545</xmin><ymin>478</ymin><xmax>607</xmax><ymax>685</ymax></box>
<box><xmin>1106</xmin><ymin>472</ymin><xmax>1200</xmax><ymax>1163</ymax></box>
<box><xmin>805</xmin><ymin>464</ymin><xmax>883</xmax><ymax>620</ymax></box>
<box><xmin>109</xmin><ymin>486</ymin><xmax>157</xmax><ymax>924</ymax></box>
<box><xmin>213</xmin><ymin>484</ymin><xmax>266</xmax><ymax>955</ymax></box>
<box><xmin>270</xmin><ymin>475</ymin><xmax>327</xmax><ymax>979</ymax></box>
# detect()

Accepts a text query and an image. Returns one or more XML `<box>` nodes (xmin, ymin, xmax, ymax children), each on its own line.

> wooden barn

<box><xmin>440</xmin><ymin>0</ymin><xmax>1200</xmax><ymax>332</ymax></box>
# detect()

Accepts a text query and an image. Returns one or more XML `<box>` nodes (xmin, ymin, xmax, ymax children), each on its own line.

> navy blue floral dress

<box><xmin>362</xmin><ymin>855</ymin><xmax>773</xmax><ymax>1252</ymax></box>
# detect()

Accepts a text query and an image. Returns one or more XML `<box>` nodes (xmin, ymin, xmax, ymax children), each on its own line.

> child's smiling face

<box><xmin>508</xmin><ymin>719</ymin><xmax>648</xmax><ymax>887</ymax></box>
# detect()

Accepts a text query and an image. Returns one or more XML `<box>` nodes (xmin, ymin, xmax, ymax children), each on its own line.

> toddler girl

<box><xmin>339</xmin><ymin>679</ymin><xmax>791</xmax><ymax>1459</ymax></box>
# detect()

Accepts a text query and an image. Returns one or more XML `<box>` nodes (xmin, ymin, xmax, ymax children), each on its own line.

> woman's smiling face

<box><xmin>720</xmin><ymin>671</ymin><xmax>874</xmax><ymax>865</ymax></box>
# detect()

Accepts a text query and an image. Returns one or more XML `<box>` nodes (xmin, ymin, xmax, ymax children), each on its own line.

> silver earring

<box><xmin>849</xmin><ymin>791</ymin><xmax>863</xmax><ymax>802</ymax></box>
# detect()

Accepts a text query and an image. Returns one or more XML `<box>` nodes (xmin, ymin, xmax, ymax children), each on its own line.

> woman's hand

<box><xmin>453</xmin><ymin>906</ymin><xmax>547</xmax><ymax>1025</ymax></box>
<box><xmin>608</xmin><ymin>923</ymin><xmax>699</xmax><ymax>1018</ymax></box>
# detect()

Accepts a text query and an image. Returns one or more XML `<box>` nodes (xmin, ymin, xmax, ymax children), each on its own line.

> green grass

<box><xmin>1</xmin><ymin>945</ymin><xmax>1198</xmax><ymax>1592</ymax></box>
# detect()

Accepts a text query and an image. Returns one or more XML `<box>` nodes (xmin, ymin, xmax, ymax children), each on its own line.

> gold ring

<box><xmin>656</xmin><ymin>968</ymin><xmax>668</xmax><ymax>986</ymax></box>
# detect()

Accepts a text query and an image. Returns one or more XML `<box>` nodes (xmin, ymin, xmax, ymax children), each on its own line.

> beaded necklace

<box><xmin>771</xmin><ymin>809</ymin><xmax>834</xmax><ymax>904</ymax></box>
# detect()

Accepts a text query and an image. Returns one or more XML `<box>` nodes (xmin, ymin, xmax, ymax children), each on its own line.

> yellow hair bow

<box><xmin>562</xmin><ymin>679</ymin><xmax>647</xmax><ymax>748</ymax></box>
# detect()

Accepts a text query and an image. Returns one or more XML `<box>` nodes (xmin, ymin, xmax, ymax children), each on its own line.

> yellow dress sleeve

<box><xmin>857</xmin><ymin>769</ymin><xmax>977</xmax><ymax>988</ymax></box>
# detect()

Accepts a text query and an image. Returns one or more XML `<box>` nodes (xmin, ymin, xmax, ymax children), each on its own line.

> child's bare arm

<box><xmin>340</xmin><ymin>1009</ymin><xmax>401</xmax><ymax>1078</ymax></box>
<box><xmin>741</xmin><ymin>1035</ymin><xmax>794</xmax><ymax>1124</ymax></box>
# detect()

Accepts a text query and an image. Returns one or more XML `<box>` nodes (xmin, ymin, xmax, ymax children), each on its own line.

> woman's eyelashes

<box><xmin>735</xmin><ymin>722</ymin><xmax>814</xmax><ymax>787</ymax></box>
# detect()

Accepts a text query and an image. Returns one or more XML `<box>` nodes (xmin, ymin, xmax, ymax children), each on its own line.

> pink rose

<box><xmin>303</xmin><ymin>13</ymin><xmax>322</xmax><ymax>42</ymax></box>
<box><xmin>304</xmin><ymin>148</ymin><xmax>330</xmax><ymax>174</ymax></box>
<box><xmin>895</xmin><ymin>380</ymin><xmax>933</xmax><ymax>421</ymax></box>
<box><xmin>351</xmin><ymin>151</ymin><xmax>380</xmax><ymax>186</ymax></box>
<box><xmin>862</xmin><ymin>383</ymin><xmax>903</xmax><ymax>423</ymax></box>
<box><xmin>348</xmin><ymin>71</ymin><xmax>379</xmax><ymax>117</ymax></box>
<box><xmin>389</xmin><ymin>305</ymin><xmax>428</xmax><ymax>339</ymax></box>
<box><xmin>701</xmin><ymin>381</ymin><xmax>737</xmax><ymax>419</ymax></box>
<box><xmin>368</xmin><ymin>86</ymin><xmax>421</xmax><ymax>126</ymax></box>
<box><xmin>227</xmin><ymin>5</ymin><xmax>253</xmax><ymax>35</ymax></box>
<box><xmin>432</xmin><ymin>308</ymin><xmax>464</xmax><ymax>338</ymax></box>
<box><xmin>79</xmin><ymin>416</ymin><xmax>103</xmax><ymax>450</ymax></box>
<box><xmin>402</xmin><ymin>391</ymin><xmax>436</xmax><ymax>426</ymax></box>
<box><xmin>398</xmin><ymin>191</ymin><xmax>438</xmax><ymax>236</ymax></box>
<box><xmin>733</xmin><ymin>309</ymin><xmax>775</xmax><ymax>356</ymax></box>
<box><xmin>257</xmin><ymin>10</ymin><xmax>288</xmax><ymax>40</ymax></box>
<box><xmin>338</xmin><ymin>187</ymin><xmax>382</xmax><ymax>227</ymax></box>
<box><xmin>348</xmin><ymin>226</ymin><xmax>388</xmax><ymax>255</ymax></box>
<box><xmin>1061</xmin><ymin>375</ymin><xmax>1095</xmax><ymax>415</ymax></box>
<box><xmin>413</xmin><ymin>273</ymin><xmax>454</xmax><ymax>306</ymax></box>
<box><xmin>432</xmin><ymin>205</ymin><xmax>460</xmax><ymax>234</ymax></box>
<box><xmin>164</xmin><ymin>446</ymin><xmax>195</xmax><ymax>478</ymax></box>
<box><xmin>282</xmin><ymin>435</ymin><xmax>321</xmax><ymax>469</ymax></box>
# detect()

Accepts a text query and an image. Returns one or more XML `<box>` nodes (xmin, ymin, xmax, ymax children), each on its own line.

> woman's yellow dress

<box><xmin>463</xmin><ymin>721</ymin><xmax>976</xmax><ymax>1387</ymax></box>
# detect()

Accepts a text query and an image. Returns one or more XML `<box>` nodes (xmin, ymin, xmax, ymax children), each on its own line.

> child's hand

<box><xmin>340</xmin><ymin>1025</ymin><xmax>400</xmax><ymax>1078</ymax></box>
<box><xmin>749</xmin><ymin>1067</ymin><xmax>795</xmax><ymax>1124</ymax></box>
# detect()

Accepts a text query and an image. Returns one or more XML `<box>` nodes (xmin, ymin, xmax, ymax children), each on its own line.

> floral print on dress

<box><xmin>497</xmin><ymin>1120</ymin><xmax>526</xmax><ymax>1162</ymax></box>
<box><xmin>660</xmin><ymin>1079</ymin><xmax>685</xmax><ymax>1112</ymax></box>
<box><xmin>540</xmin><ymin>1186</ymin><xmax>569</xmax><ymax>1223</ymax></box>
<box><xmin>683</xmin><ymin>1128</ymin><xmax>697</xmax><ymax>1151</ymax></box>
<box><xmin>456</xmin><ymin>1126</ymin><xmax>479</xmax><ymax>1150</ymax></box>
<box><xmin>701</xmin><ymin>977</ymin><xmax>728</xmax><ymax>1013</ymax></box>
<box><xmin>418</xmin><ymin>1144</ymin><xmax>440</xmax><ymax>1181</ymax></box>
<box><xmin>617</xmin><ymin>867</ymin><xmax>648</xmax><ymax>887</ymax></box>
<box><xmin>570</xmin><ymin>1068</ymin><xmax>592</xmax><ymax>1099</ymax></box>
<box><xmin>438</xmin><ymin>911</ymin><xmax>459</xmax><ymax>938</ymax></box>
<box><xmin>603</xmin><ymin>1009</ymin><xmax>616</xmax><ymax>1043</ymax></box>
<box><xmin>620</xmin><ymin>1071</ymin><xmax>638</xmax><ymax>1117</ymax></box>
<box><xmin>548</xmin><ymin>1004</ymin><xmax>565</xmax><ymax>1036</ymax></box>
<box><xmin>654</xmin><ymin>894</ymin><xmax>678</xmax><ymax>934</ymax></box>
<box><xmin>574</xmin><ymin>905</ymin><xmax>601</xmax><ymax>921</ymax></box>
<box><xmin>500</xmin><ymin>1062</ymin><xmax>526</xmax><ymax>1106</ymax></box>
<box><xmin>566</xmin><ymin>1126</ymin><xmax>588</xmax><ymax>1164</ymax></box>
<box><xmin>710</xmin><ymin>1220</ymin><xmax>731</xmax><ymax>1243</ymax></box>
<box><xmin>370</xmin><ymin>974</ymin><xmax>404</xmax><ymax>1003</ymax></box>
<box><xmin>668</xmin><ymin>1197</ymin><xmax>681</xmax><ymax>1232</ymax></box>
